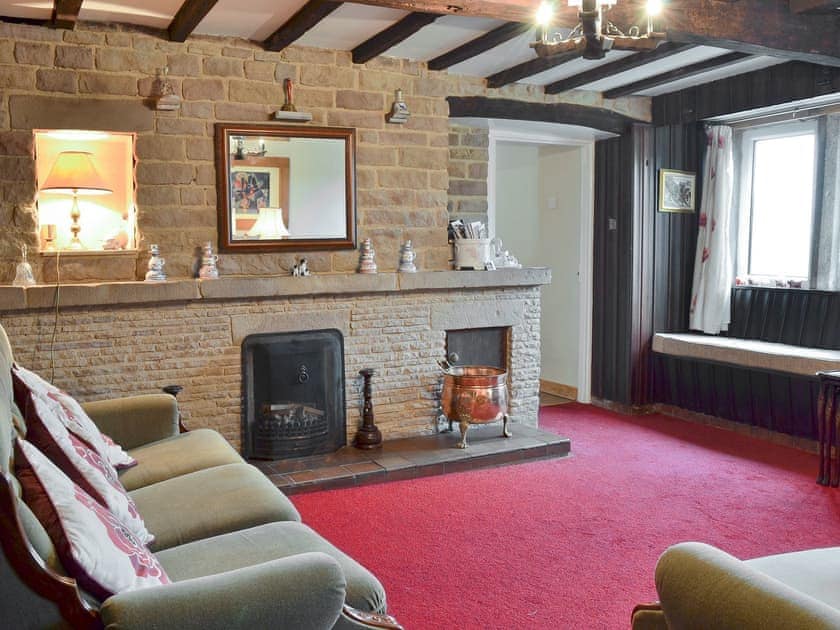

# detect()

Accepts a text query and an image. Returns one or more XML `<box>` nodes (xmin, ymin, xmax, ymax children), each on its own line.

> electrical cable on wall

<box><xmin>48</xmin><ymin>250</ymin><xmax>61</xmax><ymax>382</ymax></box>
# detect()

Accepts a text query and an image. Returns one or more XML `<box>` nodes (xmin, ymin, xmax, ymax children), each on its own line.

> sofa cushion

<box><xmin>746</xmin><ymin>547</ymin><xmax>840</xmax><ymax>612</ymax></box>
<box><xmin>15</xmin><ymin>439</ymin><xmax>170</xmax><ymax>601</ymax></box>
<box><xmin>1</xmin><ymin>326</ymin><xmax>15</xmax><ymax>474</ymax></box>
<box><xmin>12</xmin><ymin>365</ymin><xmax>135</xmax><ymax>469</ymax></box>
<box><xmin>23</xmin><ymin>391</ymin><xmax>153</xmax><ymax>545</ymax></box>
<box><xmin>118</xmin><ymin>429</ymin><xmax>243</xmax><ymax>491</ymax></box>
<box><xmin>156</xmin><ymin>521</ymin><xmax>387</xmax><ymax>614</ymax></box>
<box><xmin>130</xmin><ymin>463</ymin><xmax>300</xmax><ymax>552</ymax></box>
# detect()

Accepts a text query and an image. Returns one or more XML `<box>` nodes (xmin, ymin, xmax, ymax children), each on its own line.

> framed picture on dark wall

<box><xmin>659</xmin><ymin>169</ymin><xmax>696</xmax><ymax>213</ymax></box>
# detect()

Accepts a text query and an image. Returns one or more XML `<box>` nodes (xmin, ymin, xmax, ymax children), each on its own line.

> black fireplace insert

<box><xmin>242</xmin><ymin>329</ymin><xmax>346</xmax><ymax>460</ymax></box>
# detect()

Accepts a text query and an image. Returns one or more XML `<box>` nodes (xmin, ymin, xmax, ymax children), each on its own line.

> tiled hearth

<box><xmin>252</xmin><ymin>423</ymin><xmax>571</xmax><ymax>494</ymax></box>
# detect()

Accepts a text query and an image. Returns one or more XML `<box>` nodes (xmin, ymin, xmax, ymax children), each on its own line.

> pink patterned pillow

<box><xmin>24</xmin><ymin>391</ymin><xmax>154</xmax><ymax>545</ymax></box>
<box><xmin>15</xmin><ymin>438</ymin><xmax>170</xmax><ymax>601</ymax></box>
<box><xmin>12</xmin><ymin>365</ymin><xmax>136</xmax><ymax>470</ymax></box>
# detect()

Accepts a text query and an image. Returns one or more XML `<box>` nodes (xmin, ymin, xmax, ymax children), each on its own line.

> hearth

<box><xmin>242</xmin><ymin>329</ymin><xmax>346</xmax><ymax>460</ymax></box>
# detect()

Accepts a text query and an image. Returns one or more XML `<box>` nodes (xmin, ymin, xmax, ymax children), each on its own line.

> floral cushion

<box><xmin>23</xmin><ymin>391</ymin><xmax>154</xmax><ymax>545</ymax></box>
<box><xmin>15</xmin><ymin>438</ymin><xmax>170</xmax><ymax>601</ymax></box>
<box><xmin>12</xmin><ymin>365</ymin><xmax>136</xmax><ymax>469</ymax></box>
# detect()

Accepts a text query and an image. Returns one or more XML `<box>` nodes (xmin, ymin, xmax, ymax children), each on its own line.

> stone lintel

<box><xmin>230</xmin><ymin>309</ymin><xmax>351</xmax><ymax>345</ymax></box>
<box><xmin>199</xmin><ymin>273</ymin><xmax>398</xmax><ymax>300</ymax></box>
<box><xmin>9</xmin><ymin>95</ymin><xmax>155</xmax><ymax>132</ymax></box>
<box><xmin>0</xmin><ymin>287</ymin><xmax>26</xmax><ymax>310</ymax></box>
<box><xmin>431</xmin><ymin>300</ymin><xmax>525</xmax><ymax>330</ymax></box>
<box><xmin>24</xmin><ymin>280</ymin><xmax>201</xmax><ymax>309</ymax></box>
<box><xmin>399</xmin><ymin>268</ymin><xmax>551</xmax><ymax>291</ymax></box>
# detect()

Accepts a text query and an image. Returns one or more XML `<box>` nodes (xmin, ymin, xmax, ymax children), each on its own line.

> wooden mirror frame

<box><xmin>214</xmin><ymin>123</ymin><xmax>357</xmax><ymax>253</ymax></box>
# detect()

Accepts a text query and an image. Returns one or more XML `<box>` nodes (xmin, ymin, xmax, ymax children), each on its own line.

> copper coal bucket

<box><xmin>440</xmin><ymin>363</ymin><xmax>511</xmax><ymax>449</ymax></box>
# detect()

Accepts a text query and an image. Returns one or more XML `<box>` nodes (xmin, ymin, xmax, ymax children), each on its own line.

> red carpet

<box><xmin>292</xmin><ymin>403</ymin><xmax>840</xmax><ymax>629</ymax></box>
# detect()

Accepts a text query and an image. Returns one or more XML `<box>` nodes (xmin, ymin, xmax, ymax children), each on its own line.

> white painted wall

<box><xmin>495</xmin><ymin>142</ymin><xmax>540</xmax><ymax>264</ymax></box>
<box><xmin>538</xmin><ymin>145</ymin><xmax>582</xmax><ymax>388</ymax></box>
<box><xmin>494</xmin><ymin>141</ymin><xmax>583</xmax><ymax>391</ymax></box>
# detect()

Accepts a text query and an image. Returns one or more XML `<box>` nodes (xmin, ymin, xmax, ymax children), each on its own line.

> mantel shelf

<box><xmin>0</xmin><ymin>268</ymin><xmax>551</xmax><ymax>312</ymax></box>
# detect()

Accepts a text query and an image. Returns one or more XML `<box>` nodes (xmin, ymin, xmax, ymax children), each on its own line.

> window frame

<box><xmin>735</xmin><ymin>120</ymin><xmax>820</xmax><ymax>285</ymax></box>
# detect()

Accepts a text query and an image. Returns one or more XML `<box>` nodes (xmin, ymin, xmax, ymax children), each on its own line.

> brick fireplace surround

<box><xmin>0</xmin><ymin>268</ymin><xmax>548</xmax><ymax>451</ymax></box>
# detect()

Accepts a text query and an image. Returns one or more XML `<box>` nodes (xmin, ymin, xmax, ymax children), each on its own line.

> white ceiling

<box><xmin>0</xmin><ymin>0</ymin><xmax>808</xmax><ymax>99</ymax></box>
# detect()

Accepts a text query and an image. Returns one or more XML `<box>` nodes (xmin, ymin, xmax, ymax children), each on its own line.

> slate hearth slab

<box><xmin>266</xmin><ymin>423</ymin><xmax>571</xmax><ymax>495</ymax></box>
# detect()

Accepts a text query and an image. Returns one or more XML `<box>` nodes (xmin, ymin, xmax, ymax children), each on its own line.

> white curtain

<box><xmin>815</xmin><ymin>114</ymin><xmax>840</xmax><ymax>291</ymax></box>
<box><xmin>689</xmin><ymin>125</ymin><xmax>734</xmax><ymax>334</ymax></box>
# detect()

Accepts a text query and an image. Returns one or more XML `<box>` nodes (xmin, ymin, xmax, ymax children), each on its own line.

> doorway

<box><xmin>489</xmin><ymin>127</ymin><xmax>595</xmax><ymax>403</ymax></box>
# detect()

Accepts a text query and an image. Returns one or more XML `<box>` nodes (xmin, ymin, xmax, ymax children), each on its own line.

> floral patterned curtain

<box><xmin>689</xmin><ymin>126</ymin><xmax>734</xmax><ymax>334</ymax></box>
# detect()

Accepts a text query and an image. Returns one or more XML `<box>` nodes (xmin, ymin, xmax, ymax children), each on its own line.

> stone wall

<box><xmin>0</xmin><ymin>21</ymin><xmax>648</xmax><ymax>283</ymax></box>
<box><xmin>0</xmin><ymin>273</ymin><xmax>545</xmax><ymax>450</ymax></box>
<box><xmin>447</xmin><ymin>125</ymin><xmax>490</xmax><ymax>227</ymax></box>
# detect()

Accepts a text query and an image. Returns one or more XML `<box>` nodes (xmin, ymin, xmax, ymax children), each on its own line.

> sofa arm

<box><xmin>82</xmin><ymin>395</ymin><xmax>179</xmax><ymax>450</ymax></box>
<box><xmin>656</xmin><ymin>542</ymin><xmax>840</xmax><ymax>630</ymax></box>
<box><xmin>100</xmin><ymin>552</ymin><xmax>346</xmax><ymax>630</ymax></box>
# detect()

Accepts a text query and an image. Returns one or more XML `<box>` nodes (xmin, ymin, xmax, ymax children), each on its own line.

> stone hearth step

<box><xmin>251</xmin><ymin>424</ymin><xmax>571</xmax><ymax>494</ymax></box>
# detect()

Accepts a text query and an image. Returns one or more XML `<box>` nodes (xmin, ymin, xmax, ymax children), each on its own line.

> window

<box><xmin>736</xmin><ymin>121</ymin><xmax>819</xmax><ymax>285</ymax></box>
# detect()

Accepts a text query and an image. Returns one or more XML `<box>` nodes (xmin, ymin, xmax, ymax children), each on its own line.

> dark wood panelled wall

<box><xmin>591</xmin><ymin>60</ymin><xmax>840</xmax><ymax>409</ymax></box>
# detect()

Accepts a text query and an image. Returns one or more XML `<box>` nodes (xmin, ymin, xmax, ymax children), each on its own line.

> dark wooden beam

<box><xmin>428</xmin><ymin>22</ymin><xmax>530</xmax><ymax>71</ymax></box>
<box><xmin>789</xmin><ymin>0</ymin><xmax>840</xmax><ymax>13</ymax></box>
<box><xmin>447</xmin><ymin>96</ymin><xmax>638</xmax><ymax>135</ymax></box>
<box><xmin>51</xmin><ymin>0</ymin><xmax>82</xmax><ymax>29</ymax></box>
<box><xmin>603</xmin><ymin>51</ymin><xmax>751</xmax><ymax>99</ymax></box>
<box><xmin>352</xmin><ymin>0</ymin><xmax>840</xmax><ymax>65</ymax></box>
<box><xmin>666</xmin><ymin>30</ymin><xmax>840</xmax><ymax>68</ymax></box>
<box><xmin>349</xmin><ymin>0</ymin><xmax>539</xmax><ymax>22</ymax></box>
<box><xmin>486</xmin><ymin>51</ymin><xmax>580</xmax><ymax>89</ymax></box>
<box><xmin>168</xmin><ymin>0</ymin><xmax>219</xmax><ymax>42</ymax></box>
<box><xmin>263</xmin><ymin>0</ymin><xmax>343</xmax><ymax>52</ymax></box>
<box><xmin>544</xmin><ymin>43</ymin><xmax>692</xmax><ymax>95</ymax></box>
<box><xmin>352</xmin><ymin>12</ymin><xmax>440</xmax><ymax>64</ymax></box>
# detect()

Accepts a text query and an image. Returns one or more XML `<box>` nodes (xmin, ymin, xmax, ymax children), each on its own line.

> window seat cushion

<box><xmin>652</xmin><ymin>333</ymin><xmax>840</xmax><ymax>377</ymax></box>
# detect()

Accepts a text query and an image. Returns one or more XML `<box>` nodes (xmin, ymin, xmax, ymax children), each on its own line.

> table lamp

<box><xmin>40</xmin><ymin>151</ymin><xmax>112</xmax><ymax>250</ymax></box>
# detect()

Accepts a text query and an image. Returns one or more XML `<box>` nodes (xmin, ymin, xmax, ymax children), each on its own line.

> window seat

<box><xmin>652</xmin><ymin>333</ymin><xmax>840</xmax><ymax>377</ymax></box>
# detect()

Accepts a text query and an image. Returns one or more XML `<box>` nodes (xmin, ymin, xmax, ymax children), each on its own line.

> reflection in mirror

<box><xmin>215</xmin><ymin>123</ymin><xmax>356</xmax><ymax>253</ymax></box>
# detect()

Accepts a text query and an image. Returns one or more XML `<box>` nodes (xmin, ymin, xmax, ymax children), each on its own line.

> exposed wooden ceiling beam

<box><xmin>351</xmin><ymin>0</ymin><xmax>539</xmax><ymax>22</ymax></box>
<box><xmin>428</xmin><ymin>22</ymin><xmax>531</xmax><ymax>71</ymax></box>
<box><xmin>353</xmin><ymin>0</ymin><xmax>840</xmax><ymax>65</ymax></box>
<box><xmin>543</xmin><ymin>42</ymin><xmax>691</xmax><ymax>94</ymax></box>
<box><xmin>789</xmin><ymin>0</ymin><xmax>840</xmax><ymax>13</ymax></box>
<box><xmin>352</xmin><ymin>12</ymin><xmax>440</xmax><ymax>64</ymax></box>
<box><xmin>603</xmin><ymin>51</ymin><xmax>751</xmax><ymax>98</ymax></box>
<box><xmin>447</xmin><ymin>96</ymin><xmax>637</xmax><ymax>135</ymax></box>
<box><xmin>263</xmin><ymin>0</ymin><xmax>343</xmax><ymax>52</ymax></box>
<box><xmin>486</xmin><ymin>50</ymin><xmax>580</xmax><ymax>89</ymax></box>
<box><xmin>168</xmin><ymin>0</ymin><xmax>219</xmax><ymax>42</ymax></box>
<box><xmin>51</xmin><ymin>0</ymin><xmax>82</xmax><ymax>29</ymax></box>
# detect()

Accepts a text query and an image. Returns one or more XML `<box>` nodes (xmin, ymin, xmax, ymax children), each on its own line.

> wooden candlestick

<box><xmin>355</xmin><ymin>368</ymin><xmax>382</xmax><ymax>449</ymax></box>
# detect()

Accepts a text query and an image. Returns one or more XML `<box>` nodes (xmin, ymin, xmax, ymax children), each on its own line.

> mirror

<box><xmin>215</xmin><ymin>123</ymin><xmax>356</xmax><ymax>253</ymax></box>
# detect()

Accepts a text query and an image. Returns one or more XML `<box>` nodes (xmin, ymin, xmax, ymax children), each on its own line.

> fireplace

<box><xmin>242</xmin><ymin>329</ymin><xmax>346</xmax><ymax>460</ymax></box>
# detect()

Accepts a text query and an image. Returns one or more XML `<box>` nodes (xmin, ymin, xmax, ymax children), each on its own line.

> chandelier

<box><xmin>532</xmin><ymin>0</ymin><xmax>666</xmax><ymax>60</ymax></box>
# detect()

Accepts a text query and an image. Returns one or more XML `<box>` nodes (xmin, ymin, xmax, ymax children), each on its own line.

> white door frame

<box><xmin>487</xmin><ymin>123</ymin><xmax>595</xmax><ymax>403</ymax></box>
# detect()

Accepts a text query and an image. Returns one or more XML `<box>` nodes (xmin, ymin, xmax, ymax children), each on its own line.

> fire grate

<box><xmin>242</xmin><ymin>329</ymin><xmax>345</xmax><ymax>460</ymax></box>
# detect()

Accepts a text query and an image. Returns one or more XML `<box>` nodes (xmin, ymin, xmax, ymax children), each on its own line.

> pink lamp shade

<box><xmin>40</xmin><ymin>151</ymin><xmax>112</xmax><ymax>196</ymax></box>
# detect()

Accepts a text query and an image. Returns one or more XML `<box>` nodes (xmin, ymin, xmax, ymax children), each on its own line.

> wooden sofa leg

<box><xmin>342</xmin><ymin>604</ymin><xmax>403</xmax><ymax>629</ymax></box>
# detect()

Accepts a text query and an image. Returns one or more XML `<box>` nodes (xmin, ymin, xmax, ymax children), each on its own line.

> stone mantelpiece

<box><xmin>0</xmin><ymin>268</ymin><xmax>550</xmax><ymax>311</ymax></box>
<box><xmin>0</xmin><ymin>268</ymin><xmax>549</xmax><ymax>452</ymax></box>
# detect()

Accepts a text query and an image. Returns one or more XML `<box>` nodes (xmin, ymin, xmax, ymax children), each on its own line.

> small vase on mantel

<box><xmin>358</xmin><ymin>238</ymin><xmax>377</xmax><ymax>274</ymax></box>
<box><xmin>398</xmin><ymin>240</ymin><xmax>417</xmax><ymax>273</ymax></box>
<box><xmin>198</xmin><ymin>241</ymin><xmax>219</xmax><ymax>279</ymax></box>
<box><xmin>145</xmin><ymin>244</ymin><xmax>167</xmax><ymax>282</ymax></box>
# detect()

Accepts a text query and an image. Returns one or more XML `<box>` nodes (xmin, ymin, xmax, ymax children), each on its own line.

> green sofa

<box><xmin>0</xmin><ymin>323</ymin><xmax>400</xmax><ymax>629</ymax></box>
<box><xmin>631</xmin><ymin>542</ymin><xmax>840</xmax><ymax>629</ymax></box>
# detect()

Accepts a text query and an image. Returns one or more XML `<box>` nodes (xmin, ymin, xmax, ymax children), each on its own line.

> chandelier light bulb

<box><xmin>647</xmin><ymin>0</ymin><xmax>664</xmax><ymax>16</ymax></box>
<box><xmin>536</xmin><ymin>1</ymin><xmax>554</xmax><ymax>27</ymax></box>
